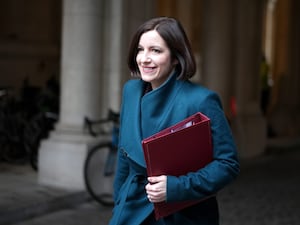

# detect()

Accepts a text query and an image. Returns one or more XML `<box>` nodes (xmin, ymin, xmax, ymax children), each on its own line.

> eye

<box><xmin>137</xmin><ymin>46</ymin><xmax>144</xmax><ymax>53</ymax></box>
<box><xmin>152</xmin><ymin>48</ymin><xmax>161</xmax><ymax>53</ymax></box>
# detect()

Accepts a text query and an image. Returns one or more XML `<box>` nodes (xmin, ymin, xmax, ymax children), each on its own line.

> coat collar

<box><xmin>120</xmin><ymin>72</ymin><xmax>184</xmax><ymax>167</ymax></box>
<box><xmin>141</xmin><ymin>72</ymin><xmax>181</xmax><ymax>138</ymax></box>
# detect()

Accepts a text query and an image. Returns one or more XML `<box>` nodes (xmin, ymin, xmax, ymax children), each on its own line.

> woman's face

<box><xmin>136</xmin><ymin>30</ymin><xmax>176</xmax><ymax>89</ymax></box>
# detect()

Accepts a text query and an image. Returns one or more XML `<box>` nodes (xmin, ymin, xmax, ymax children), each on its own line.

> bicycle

<box><xmin>23</xmin><ymin>111</ymin><xmax>58</xmax><ymax>170</ymax></box>
<box><xmin>84</xmin><ymin>109</ymin><xmax>119</xmax><ymax>206</ymax></box>
<box><xmin>0</xmin><ymin>84</ymin><xmax>58</xmax><ymax>170</ymax></box>
<box><xmin>0</xmin><ymin>87</ymin><xmax>28</xmax><ymax>164</ymax></box>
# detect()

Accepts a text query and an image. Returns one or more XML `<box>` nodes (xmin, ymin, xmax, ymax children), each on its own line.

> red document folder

<box><xmin>142</xmin><ymin>112</ymin><xmax>213</xmax><ymax>219</ymax></box>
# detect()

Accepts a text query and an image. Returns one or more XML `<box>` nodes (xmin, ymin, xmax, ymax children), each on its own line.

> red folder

<box><xmin>142</xmin><ymin>112</ymin><xmax>213</xmax><ymax>219</ymax></box>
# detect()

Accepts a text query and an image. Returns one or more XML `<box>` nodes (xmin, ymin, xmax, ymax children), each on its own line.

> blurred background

<box><xmin>0</xmin><ymin>1</ymin><xmax>300</xmax><ymax>225</ymax></box>
<box><xmin>0</xmin><ymin>0</ymin><xmax>299</xmax><ymax>191</ymax></box>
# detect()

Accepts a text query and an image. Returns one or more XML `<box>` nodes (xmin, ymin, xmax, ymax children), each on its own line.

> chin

<box><xmin>141</xmin><ymin>75</ymin><xmax>156</xmax><ymax>83</ymax></box>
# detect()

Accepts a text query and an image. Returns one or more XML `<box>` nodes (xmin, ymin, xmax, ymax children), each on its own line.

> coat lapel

<box><xmin>119</xmin><ymin>79</ymin><xmax>145</xmax><ymax>167</ymax></box>
<box><xmin>141</xmin><ymin>73</ymin><xmax>181</xmax><ymax>138</ymax></box>
<box><xmin>120</xmin><ymin>73</ymin><xmax>184</xmax><ymax>167</ymax></box>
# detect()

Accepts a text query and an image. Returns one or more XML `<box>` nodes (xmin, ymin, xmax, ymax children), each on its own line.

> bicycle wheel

<box><xmin>84</xmin><ymin>142</ymin><xmax>117</xmax><ymax>206</ymax></box>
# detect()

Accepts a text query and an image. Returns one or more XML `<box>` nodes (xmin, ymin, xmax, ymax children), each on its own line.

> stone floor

<box><xmin>1</xmin><ymin>148</ymin><xmax>299</xmax><ymax>225</ymax></box>
<box><xmin>219</xmin><ymin>149</ymin><xmax>300</xmax><ymax>225</ymax></box>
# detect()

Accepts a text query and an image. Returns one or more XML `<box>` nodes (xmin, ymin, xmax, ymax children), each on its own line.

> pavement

<box><xmin>0</xmin><ymin>138</ymin><xmax>300</xmax><ymax>225</ymax></box>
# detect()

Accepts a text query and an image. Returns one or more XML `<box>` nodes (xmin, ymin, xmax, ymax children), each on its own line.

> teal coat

<box><xmin>109</xmin><ymin>74</ymin><xmax>239</xmax><ymax>225</ymax></box>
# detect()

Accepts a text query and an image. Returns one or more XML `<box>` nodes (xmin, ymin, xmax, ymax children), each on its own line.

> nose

<box><xmin>140</xmin><ymin>52</ymin><xmax>151</xmax><ymax>64</ymax></box>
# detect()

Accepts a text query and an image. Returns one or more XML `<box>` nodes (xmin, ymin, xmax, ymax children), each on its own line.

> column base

<box><xmin>38</xmin><ymin>139</ymin><xmax>87</xmax><ymax>191</ymax></box>
<box><xmin>232</xmin><ymin>106</ymin><xmax>267</xmax><ymax>159</ymax></box>
<box><xmin>38</xmin><ymin>126</ymin><xmax>103</xmax><ymax>191</ymax></box>
<box><xmin>269</xmin><ymin>105</ymin><xmax>300</xmax><ymax>137</ymax></box>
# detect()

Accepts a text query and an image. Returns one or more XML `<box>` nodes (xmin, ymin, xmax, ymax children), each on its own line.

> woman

<box><xmin>109</xmin><ymin>17</ymin><xmax>239</xmax><ymax>225</ymax></box>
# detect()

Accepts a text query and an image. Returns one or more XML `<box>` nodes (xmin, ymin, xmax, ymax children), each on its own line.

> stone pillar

<box><xmin>100</xmin><ymin>0</ymin><xmax>155</xmax><ymax>115</ymax></box>
<box><xmin>264</xmin><ymin>0</ymin><xmax>277</xmax><ymax>66</ymax></box>
<box><xmin>286</xmin><ymin>0</ymin><xmax>300</xmax><ymax>135</ymax></box>
<box><xmin>38</xmin><ymin>0</ymin><xmax>104</xmax><ymax>190</ymax></box>
<box><xmin>233</xmin><ymin>0</ymin><xmax>267</xmax><ymax>158</ymax></box>
<box><xmin>268</xmin><ymin>0</ymin><xmax>300</xmax><ymax>137</ymax></box>
<box><xmin>101</xmin><ymin>0</ymin><xmax>123</xmax><ymax>114</ymax></box>
<box><xmin>201</xmin><ymin>0</ymin><xmax>235</xmax><ymax>116</ymax></box>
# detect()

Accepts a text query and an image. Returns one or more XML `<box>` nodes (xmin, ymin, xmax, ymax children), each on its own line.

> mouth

<box><xmin>141</xmin><ymin>66</ymin><xmax>156</xmax><ymax>74</ymax></box>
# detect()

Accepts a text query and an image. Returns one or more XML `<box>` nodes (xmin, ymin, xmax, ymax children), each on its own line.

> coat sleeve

<box><xmin>166</xmin><ymin>91</ymin><xmax>240</xmax><ymax>202</ymax></box>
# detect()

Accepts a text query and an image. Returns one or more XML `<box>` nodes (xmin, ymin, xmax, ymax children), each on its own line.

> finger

<box><xmin>148</xmin><ymin>175</ymin><xmax>164</xmax><ymax>183</ymax></box>
<box><xmin>148</xmin><ymin>193</ymin><xmax>165</xmax><ymax>203</ymax></box>
<box><xmin>147</xmin><ymin>183</ymin><xmax>162</xmax><ymax>193</ymax></box>
<box><xmin>147</xmin><ymin>195</ymin><xmax>152</xmax><ymax>202</ymax></box>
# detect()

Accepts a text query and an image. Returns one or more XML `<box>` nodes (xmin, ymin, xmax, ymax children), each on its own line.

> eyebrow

<box><xmin>138</xmin><ymin>44</ymin><xmax>164</xmax><ymax>49</ymax></box>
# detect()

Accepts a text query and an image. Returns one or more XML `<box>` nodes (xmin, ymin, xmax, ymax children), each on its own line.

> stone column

<box><xmin>268</xmin><ymin>0</ymin><xmax>300</xmax><ymax>138</ymax></box>
<box><xmin>264</xmin><ymin>0</ymin><xmax>277</xmax><ymax>66</ymax></box>
<box><xmin>201</xmin><ymin>0</ymin><xmax>235</xmax><ymax>116</ymax></box>
<box><xmin>101</xmin><ymin>0</ymin><xmax>123</xmax><ymax>114</ymax></box>
<box><xmin>286</xmin><ymin>0</ymin><xmax>300</xmax><ymax>135</ymax></box>
<box><xmin>38</xmin><ymin>0</ymin><xmax>104</xmax><ymax>190</ymax></box>
<box><xmin>233</xmin><ymin>0</ymin><xmax>267</xmax><ymax>158</ymax></box>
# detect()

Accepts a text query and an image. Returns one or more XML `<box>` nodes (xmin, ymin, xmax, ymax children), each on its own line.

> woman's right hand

<box><xmin>145</xmin><ymin>175</ymin><xmax>167</xmax><ymax>203</ymax></box>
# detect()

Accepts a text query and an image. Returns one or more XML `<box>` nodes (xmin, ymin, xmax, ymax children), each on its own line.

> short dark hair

<box><xmin>127</xmin><ymin>17</ymin><xmax>196</xmax><ymax>80</ymax></box>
